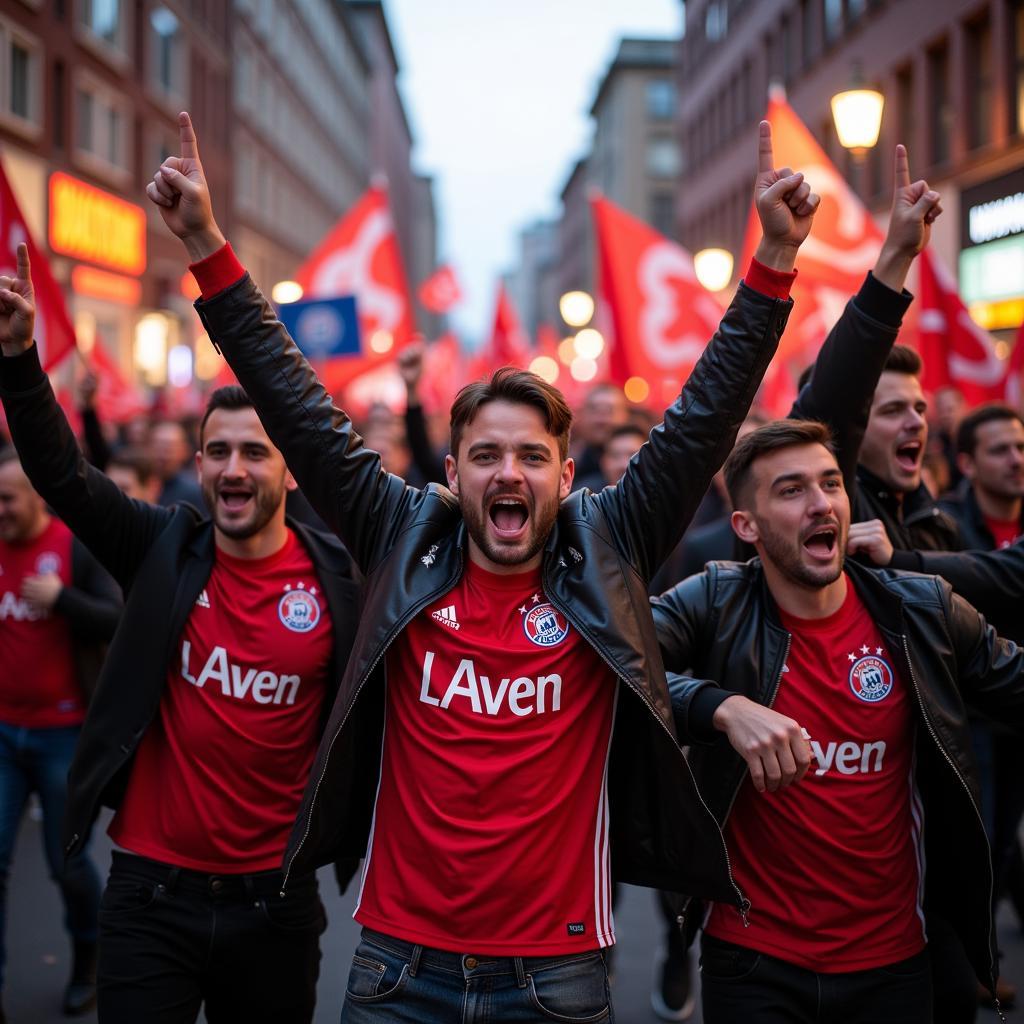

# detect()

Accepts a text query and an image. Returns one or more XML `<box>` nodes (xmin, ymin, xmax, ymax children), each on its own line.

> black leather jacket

<box><xmin>651</xmin><ymin>558</ymin><xmax>1024</xmax><ymax>991</ymax></box>
<box><xmin>195</xmin><ymin>272</ymin><xmax>791</xmax><ymax>902</ymax></box>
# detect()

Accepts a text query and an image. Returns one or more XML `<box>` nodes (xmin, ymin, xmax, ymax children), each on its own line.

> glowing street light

<box><xmin>693</xmin><ymin>248</ymin><xmax>734</xmax><ymax>292</ymax></box>
<box><xmin>624</xmin><ymin>376</ymin><xmax>650</xmax><ymax>404</ymax></box>
<box><xmin>529</xmin><ymin>355</ymin><xmax>560</xmax><ymax>384</ymax></box>
<box><xmin>559</xmin><ymin>290</ymin><xmax>595</xmax><ymax>328</ymax></box>
<box><xmin>574</xmin><ymin>328</ymin><xmax>605</xmax><ymax>359</ymax></box>
<box><xmin>570</xmin><ymin>355</ymin><xmax>598</xmax><ymax>382</ymax></box>
<box><xmin>557</xmin><ymin>337</ymin><xmax>577</xmax><ymax>365</ymax></box>
<box><xmin>831</xmin><ymin>66</ymin><xmax>884</xmax><ymax>157</ymax></box>
<box><xmin>272</xmin><ymin>280</ymin><xmax>304</xmax><ymax>304</ymax></box>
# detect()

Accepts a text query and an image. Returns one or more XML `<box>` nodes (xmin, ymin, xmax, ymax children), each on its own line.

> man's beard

<box><xmin>204</xmin><ymin>481</ymin><xmax>285</xmax><ymax>540</ymax></box>
<box><xmin>460</xmin><ymin>490</ymin><xmax>560</xmax><ymax>567</ymax></box>
<box><xmin>756</xmin><ymin>516</ymin><xmax>845</xmax><ymax>589</ymax></box>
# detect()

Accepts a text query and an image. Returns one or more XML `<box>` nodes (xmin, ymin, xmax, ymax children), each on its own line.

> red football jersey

<box><xmin>0</xmin><ymin>518</ymin><xmax>84</xmax><ymax>728</ymax></box>
<box><xmin>354</xmin><ymin>560</ymin><xmax>619</xmax><ymax>954</ymax></box>
<box><xmin>706</xmin><ymin>579</ymin><xmax>926</xmax><ymax>972</ymax></box>
<box><xmin>110</xmin><ymin>530</ymin><xmax>333</xmax><ymax>872</ymax></box>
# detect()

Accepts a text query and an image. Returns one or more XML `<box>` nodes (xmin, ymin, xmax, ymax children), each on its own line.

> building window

<box><xmin>150</xmin><ymin>6</ymin><xmax>185</xmax><ymax>99</ymax></box>
<box><xmin>74</xmin><ymin>75</ymin><xmax>131</xmax><ymax>178</ymax></box>
<box><xmin>646</xmin><ymin>79</ymin><xmax>675</xmax><ymax>120</ymax></box>
<box><xmin>649</xmin><ymin>193</ymin><xmax>675</xmax><ymax>237</ymax></box>
<box><xmin>824</xmin><ymin>0</ymin><xmax>843</xmax><ymax>44</ymax></box>
<box><xmin>967</xmin><ymin>16</ymin><xmax>992</xmax><ymax>149</ymax></box>
<box><xmin>928</xmin><ymin>42</ymin><xmax>951</xmax><ymax>165</ymax></box>
<box><xmin>1012</xmin><ymin>0</ymin><xmax>1024</xmax><ymax>136</ymax></box>
<box><xmin>705</xmin><ymin>1</ymin><xmax>728</xmax><ymax>42</ymax></box>
<box><xmin>647</xmin><ymin>138</ymin><xmax>680</xmax><ymax>178</ymax></box>
<box><xmin>80</xmin><ymin>0</ymin><xmax>126</xmax><ymax>53</ymax></box>
<box><xmin>896</xmin><ymin>63</ymin><xmax>914</xmax><ymax>154</ymax></box>
<box><xmin>0</xmin><ymin>20</ymin><xmax>41</xmax><ymax>135</ymax></box>
<box><xmin>780</xmin><ymin>14</ymin><xmax>793</xmax><ymax>83</ymax></box>
<box><xmin>801</xmin><ymin>0</ymin><xmax>817</xmax><ymax>67</ymax></box>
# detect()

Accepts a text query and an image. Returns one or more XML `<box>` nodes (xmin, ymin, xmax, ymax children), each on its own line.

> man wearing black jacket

<box><xmin>0</xmin><ymin>448</ymin><xmax>121</xmax><ymax>1019</ymax></box>
<box><xmin>651</xmin><ymin>420</ymin><xmax>1024</xmax><ymax>1023</ymax></box>
<box><xmin>141</xmin><ymin>112</ymin><xmax>816</xmax><ymax>1022</ymax></box>
<box><xmin>0</xmin><ymin>246</ymin><xmax>361</xmax><ymax>1024</ymax></box>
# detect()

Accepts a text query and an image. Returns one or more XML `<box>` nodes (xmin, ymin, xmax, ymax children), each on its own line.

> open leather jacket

<box><xmin>652</xmin><ymin>557</ymin><xmax>1024</xmax><ymax>993</ymax></box>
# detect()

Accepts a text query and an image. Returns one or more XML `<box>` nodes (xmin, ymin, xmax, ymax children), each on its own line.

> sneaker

<box><xmin>62</xmin><ymin>940</ymin><xmax>97</xmax><ymax>1017</ymax></box>
<box><xmin>651</xmin><ymin>951</ymin><xmax>695</xmax><ymax>1021</ymax></box>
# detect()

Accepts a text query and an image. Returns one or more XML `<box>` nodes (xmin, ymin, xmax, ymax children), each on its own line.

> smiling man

<box><xmin>135</xmin><ymin>111</ymin><xmax>818</xmax><ymax>1021</ymax></box>
<box><xmin>0</xmin><ymin>251</ymin><xmax>361</xmax><ymax>1024</ymax></box>
<box><xmin>651</xmin><ymin>419</ymin><xmax>1024</xmax><ymax>1023</ymax></box>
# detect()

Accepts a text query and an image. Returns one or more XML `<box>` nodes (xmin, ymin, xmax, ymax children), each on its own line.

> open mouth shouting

<box><xmin>802</xmin><ymin>521</ymin><xmax>839</xmax><ymax>563</ymax></box>
<box><xmin>894</xmin><ymin>439</ymin><xmax>923</xmax><ymax>476</ymax></box>
<box><xmin>217</xmin><ymin>484</ymin><xmax>255</xmax><ymax>516</ymax></box>
<box><xmin>487</xmin><ymin>493</ymin><xmax>531</xmax><ymax>544</ymax></box>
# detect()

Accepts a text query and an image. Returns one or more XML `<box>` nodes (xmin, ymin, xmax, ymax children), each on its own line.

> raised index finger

<box><xmin>179</xmin><ymin>111</ymin><xmax>199</xmax><ymax>160</ymax></box>
<box><xmin>15</xmin><ymin>242</ymin><xmax>30</xmax><ymax>283</ymax></box>
<box><xmin>757</xmin><ymin>120</ymin><xmax>774</xmax><ymax>174</ymax></box>
<box><xmin>894</xmin><ymin>144</ymin><xmax>910</xmax><ymax>189</ymax></box>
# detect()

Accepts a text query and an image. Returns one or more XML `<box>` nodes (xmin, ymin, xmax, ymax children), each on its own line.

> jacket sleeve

<box><xmin>80</xmin><ymin>406</ymin><xmax>112</xmax><ymax>471</ymax></box>
<box><xmin>651</xmin><ymin>571</ymin><xmax>732</xmax><ymax>744</ymax></box>
<box><xmin>57</xmin><ymin>539</ymin><xmax>123</xmax><ymax>641</ymax></box>
<box><xmin>943</xmin><ymin>582</ymin><xmax>1024</xmax><ymax>724</ymax></box>
<box><xmin>789</xmin><ymin>272</ymin><xmax>911</xmax><ymax>493</ymax></box>
<box><xmin>892</xmin><ymin>542</ymin><xmax>1024</xmax><ymax>614</ymax></box>
<box><xmin>594</xmin><ymin>282</ymin><xmax>790</xmax><ymax>580</ymax></box>
<box><xmin>196</xmin><ymin>276</ymin><xmax>424</xmax><ymax>574</ymax></box>
<box><xmin>0</xmin><ymin>344</ymin><xmax>173</xmax><ymax>589</ymax></box>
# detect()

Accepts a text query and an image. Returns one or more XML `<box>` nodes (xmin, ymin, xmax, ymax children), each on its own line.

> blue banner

<box><xmin>277</xmin><ymin>295</ymin><xmax>361</xmax><ymax>359</ymax></box>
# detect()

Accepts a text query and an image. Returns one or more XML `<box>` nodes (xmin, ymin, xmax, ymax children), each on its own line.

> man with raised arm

<box><xmin>144</xmin><ymin>112</ymin><xmax>816</xmax><ymax>1021</ymax></box>
<box><xmin>0</xmin><ymin>244</ymin><xmax>362</xmax><ymax>1024</ymax></box>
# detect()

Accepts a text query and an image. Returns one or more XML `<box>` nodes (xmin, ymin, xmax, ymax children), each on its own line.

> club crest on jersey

<box><xmin>278</xmin><ymin>583</ymin><xmax>321</xmax><ymax>633</ymax></box>
<box><xmin>523</xmin><ymin>602</ymin><xmax>569</xmax><ymax>648</ymax></box>
<box><xmin>848</xmin><ymin>652</ymin><xmax>893</xmax><ymax>703</ymax></box>
<box><xmin>35</xmin><ymin>552</ymin><xmax>61</xmax><ymax>575</ymax></box>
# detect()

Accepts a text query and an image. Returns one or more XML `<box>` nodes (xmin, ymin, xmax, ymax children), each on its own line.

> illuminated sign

<box><xmin>959</xmin><ymin>234</ymin><xmax>1024</xmax><ymax>306</ymax></box>
<box><xmin>71</xmin><ymin>265</ymin><xmax>142</xmax><ymax>305</ymax></box>
<box><xmin>49</xmin><ymin>172</ymin><xmax>146</xmax><ymax>275</ymax></box>
<box><xmin>960</xmin><ymin>167</ymin><xmax>1024</xmax><ymax>249</ymax></box>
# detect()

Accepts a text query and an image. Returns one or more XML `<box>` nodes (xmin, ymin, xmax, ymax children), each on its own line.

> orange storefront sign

<box><xmin>49</xmin><ymin>172</ymin><xmax>146</xmax><ymax>275</ymax></box>
<box><xmin>71</xmin><ymin>265</ymin><xmax>142</xmax><ymax>306</ymax></box>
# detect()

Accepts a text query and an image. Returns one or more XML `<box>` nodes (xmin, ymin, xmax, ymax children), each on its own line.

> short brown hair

<box><xmin>449</xmin><ymin>367</ymin><xmax>573</xmax><ymax>460</ymax></box>
<box><xmin>107</xmin><ymin>446</ymin><xmax>155</xmax><ymax>486</ymax></box>
<box><xmin>883</xmin><ymin>344</ymin><xmax>922</xmax><ymax>377</ymax></box>
<box><xmin>956</xmin><ymin>403</ymin><xmax>1024</xmax><ymax>456</ymax></box>
<box><xmin>724</xmin><ymin>419</ymin><xmax>835</xmax><ymax>509</ymax></box>
<box><xmin>200</xmin><ymin>386</ymin><xmax>254</xmax><ymax>445</ymax></box>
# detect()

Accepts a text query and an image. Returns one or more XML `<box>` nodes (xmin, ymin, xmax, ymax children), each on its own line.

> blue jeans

<box><xmin>0</xmin><ymin>721</ymin><xmax>101</xmax><ymax>992</ymax></box>
<box><xmin>341</xmin><ymin>928</ymin><xmax>614</xmax><ymax>1023</ymax></box>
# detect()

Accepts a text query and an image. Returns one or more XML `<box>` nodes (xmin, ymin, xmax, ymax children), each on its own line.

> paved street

<box><xmin>6</xmin><ymin>811</ymin><xmax>1024</xmax><ymax>1023</ymax></box>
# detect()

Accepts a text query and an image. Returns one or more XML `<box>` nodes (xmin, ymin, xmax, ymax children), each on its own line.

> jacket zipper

<box><xmin>899</xmin><ymin>634</ymin><xmax>1001</xmax><ymax>1018</ymax></box>
<box><xmin>280</xmin><ymin>557</ymin><xmax>463</xmax><ymax>895</ymax></box>
<box><xmin>546</xmin><ymin>582</ymin><xmax>750</xmax><ymax>921</ymax></box>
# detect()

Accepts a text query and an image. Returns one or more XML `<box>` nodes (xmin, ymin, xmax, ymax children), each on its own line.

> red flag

<box><xmin>739</xmin><ymin>92</ymin><xmax>885</xmax><ymax>370</ymax></box>
<box><xmin>0</xmin><ymin>161</ymin><xmax>76</xmax><ymax>369</ymax></box>
<box><xmin>1006</xmin><ymin>321</ymin><xmax>1024</xmax><ymax>409</ymax></box>
<box><xmin>917</xmin><ymin>248</ymin><xmax>1007</xmax><ymax>405</ymax></box>
<box><xmin>486</xmin><ymin>284</ymin><xmax>530</xmax><ymax>368</ymax></box>
<box><xmin>418</xmin><ymin>333</ymin><xmax>465</xmax><ymax>413</ymax></box>
<box><xmin>294</xmin><ymin>184</ymin><xmax>415</xmax><ymax>391</ymax></box>
<box><xmin>88</xmin><ymin>336</ymin><xmax>148</xmax><ymax>423</ymax></box>
<box><xmin>418</xmin><ymin>265</ymin><xmax>462</xmax><ymax>314</ymax></box>
<box><xmin>592</xmin><ymin>193</ymin><xmax>724</xmax><ymax>398</ymax></box>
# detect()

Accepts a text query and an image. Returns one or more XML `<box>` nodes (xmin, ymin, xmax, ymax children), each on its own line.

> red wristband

<box><xmin>743</xmin><ymin>257</ymin><xmax>797</xmax><ymax>301</ymax></box>
<box><xmin>190</xmin><ymin>243</ymin><xmax>246</xmax><ymax>301</ymax></box>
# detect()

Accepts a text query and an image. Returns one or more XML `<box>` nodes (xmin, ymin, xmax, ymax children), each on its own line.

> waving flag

<box><xmin>0</xmin><ymin>161</ymin><xmax>76</xmax><ymax>369</ymax></box>
<box><xmin>485</xmin><ymin>283</ymin><xmax>530</xmax><ymax>368</ymax></box>
<box><xmin>592</xmin><ymin>193</ymin><xmax>724</xmax><ymax>403</ymax></box>
<box><xmin>294</xmin><ymin>184</ymin><xmax>414</xmax><ymax>391</ymax></box>
<box><xmin>918</xmin><ymin>247</ymin><xmax>1008</xmax><ymax>404</ymax></box>
<box><xmin>89</xmin><ymin>336</ymin><xmax>148</xmax><ymax>423</ymax></box>
<box><xmin>418</xmin><ymin>264</ymin><xmax>463</xmax><ymax>314</ymax></box>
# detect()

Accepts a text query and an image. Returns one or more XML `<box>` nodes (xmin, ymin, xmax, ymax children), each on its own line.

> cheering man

<box><xmin>651</xmin><ymin>419</ymin><xmax>1024</xmax><ymax>1022</ymax></box>
<box><xmin>0</xmin><ymin>247</ymin><xmax>362</xmax><ymax>1024</ymax></box>
<box><xmin>140</xmin><ymin>110</ymin><xmax>818</xmax><ymax>1020</ymax></box>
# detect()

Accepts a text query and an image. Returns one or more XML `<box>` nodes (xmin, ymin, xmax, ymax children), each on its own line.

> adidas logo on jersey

<box><xmin>431</xmin><ymin>604</ymin><xmax>460</xmax><ymax>631</ymax></box>
<box><xmin>195</xmin><ymin>589</ymin><xmax>211</xmax><ymax>609</ymax></box>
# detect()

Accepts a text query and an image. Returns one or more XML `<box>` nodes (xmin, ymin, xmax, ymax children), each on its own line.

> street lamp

<box><xmin>559</xmin><ymin>290</ymin><xmax>594</xmax><ymax>328</ymax></box>
<box><xmin>272</xmin><ymin>280</ymin><xmax>304</xmax><ymax>304</ymax></box>
<box><xmin>693</xmin><ymin>248</ymin><xmax>734</xmax><ymax>292</ymax></box>
<box><xmin>831</xmin><ymin>67</ymin><xmax>884</xmax><ymax>158</ymax></box>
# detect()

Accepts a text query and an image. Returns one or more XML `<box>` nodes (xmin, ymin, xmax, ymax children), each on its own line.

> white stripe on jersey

<box><xmin>353</xmin><ymin>679</ymin><xmax>389</xmax><ymax>917</ymax></box>
<box><xmin>908</xmin><ymin>751</ymin><xmax>928</xmax><ymax>941</ymax></box>
<box><xmin>593</xmin><ymin>684</ymin><xmax>619</xmax><ymax>947</ymax></box>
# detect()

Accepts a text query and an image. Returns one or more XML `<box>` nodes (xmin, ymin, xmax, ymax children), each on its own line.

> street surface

<box><xmin>6</xmin><ymin>811</ymin><xmax>1023</xmax><ymax>1023</ymax></box>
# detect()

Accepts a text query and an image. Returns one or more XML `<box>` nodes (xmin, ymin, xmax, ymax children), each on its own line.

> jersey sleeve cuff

<box><xmin>743</xmin><ymin>258</ymin><xmax>797</xmax><ymax>301</ymax></box>
<box><xmin>189</xmin><ymin>243</ymin><xmax>247</xmax><ymax>300</ymax></box>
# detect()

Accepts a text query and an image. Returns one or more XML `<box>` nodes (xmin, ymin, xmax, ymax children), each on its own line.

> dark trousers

<box><xmin>97</xmin><ymin>851</ymin><xmax>325</xmax><ymax>1024</ymax></box>
<box><xmin>699</xmin><ymin>934</ymin><xmax>933</xmax><ymax>1024</ymax></box>
<box><xmin>0</xmin><ymin>722</ymin><xmax>101</xmax><ymax>992</ymax></box>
